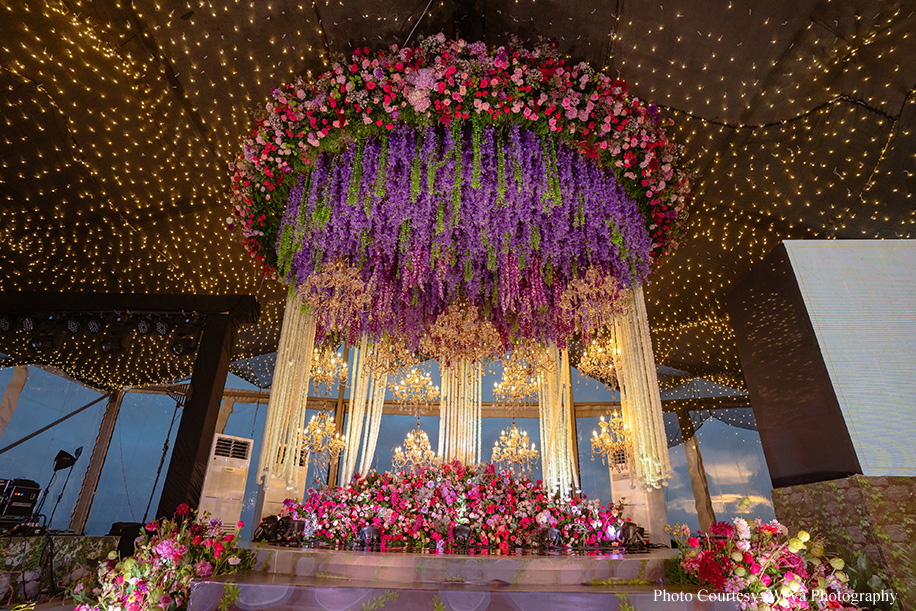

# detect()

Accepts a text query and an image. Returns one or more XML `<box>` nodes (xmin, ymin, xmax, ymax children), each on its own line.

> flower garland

<box><xmin>229</xmin><ymin>35</ymin><xmax>690</xmax><ymax>356</ymax></box>
<box><xmin>275</xmin><ymin>461</ymin><xmax>625</xmax><ymax>550</ymax></box>
<box><xmin>71</xmin><ymin>505</ymin><xmax>253</xmax><ymax>611</ymax></box>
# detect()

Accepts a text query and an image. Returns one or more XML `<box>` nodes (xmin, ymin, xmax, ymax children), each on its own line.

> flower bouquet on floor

<box><xmin>70</xmin><ymin>504</ymin><xmax>254</xmax><ymax>611</ymax></box>
<box><xmin>669</xmin><ymin>518</ymin><xmax>860</xmax><ymax>610</ymax></box>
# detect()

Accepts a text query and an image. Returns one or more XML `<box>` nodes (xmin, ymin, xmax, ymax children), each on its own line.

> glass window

<box><xmin>84</xmin><ymin>391</ymin><xmax>182</xmax><ymax>535</ymax></box>
<box><xmin>0</xmin><ymin>366</ymin><xmax>106</xmax><ymax>531</ymax></box>
<box><xmin>694</xmin><ymin>416</ymin><xmax>775</xmax><ymax>523</ymax></box>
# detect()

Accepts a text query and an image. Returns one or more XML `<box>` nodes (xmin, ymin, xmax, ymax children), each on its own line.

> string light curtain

<box><xmin>612</xmin><ymin>286</ymin><xmax>670</xmax><ymax>490</ymax></box>
<box><xmin>341</xmin><ymin>334</ymin><xmax>389</xmax><ymax>481</ymax></box>
<box><xmin>437</xmin><ymin>359</ymin><xmax>482</xmax><ymax>465</ymax></box>
<box><xmin>257</xmin><ymin>291</ymin><xmax>317</xmax><ymax>491</ymax></box>
<box><xmin>538</xmin><ymin>344</ymin><xmax>578</xmax><ymax>497</ymax></box>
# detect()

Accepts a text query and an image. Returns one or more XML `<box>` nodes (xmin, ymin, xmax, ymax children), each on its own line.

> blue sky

<box><xmin>0</xmin><ymin>363</ymin><xmax>774</xmax><ymax>539</ymax></box>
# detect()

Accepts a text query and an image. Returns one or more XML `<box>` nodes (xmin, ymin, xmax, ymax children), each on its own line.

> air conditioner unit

<box><xmin>199</xmin><ymin>434</ymin><xmax>252</xmax><ymax>535</ymax></box>
<box><xmin>261</xmin><ymin>445</ymin><xmax>309</xmax><ymax>519</ymax></box>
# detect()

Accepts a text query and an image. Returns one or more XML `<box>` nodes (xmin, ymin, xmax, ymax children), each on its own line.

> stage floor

<box><xmin>189</xmin><ymin>571</ymin><xmax>739</xmax><ymax>611</ymax></box>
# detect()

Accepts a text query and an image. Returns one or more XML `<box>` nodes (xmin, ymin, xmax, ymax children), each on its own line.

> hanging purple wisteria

<box><xmin>230</xmin><ymin>35</ymin><xmax>691</xmax><ymax>357</ymax></box>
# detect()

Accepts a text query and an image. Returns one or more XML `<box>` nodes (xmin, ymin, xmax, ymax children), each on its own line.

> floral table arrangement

<box><xmin>669</xmin><ymin>518</ymin><xmax>861</xmax><ymax>610</ymax></box>
<box><xmin>70</xmin><ymin>504</ymin><xmax>253</xmax><ymax>611</ymax></box>
<box><xmin>272</xmin><ymin>461</ymin><xmax>625</xmax><ymax>550</ymax></box>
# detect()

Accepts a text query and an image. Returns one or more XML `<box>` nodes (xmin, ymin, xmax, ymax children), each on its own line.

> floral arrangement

<box><xmin>274</xmin><ymin>461</ymin><xmax>625</xmax><ymax>549</ymax></box>
<box><xmin>70</xmin><ymin>505</ymin><xmax>253</xmax><ymax>611</ymax></box>
<box><xmin>669</xmin><ymin>518</ymin><xmax>860</xmax><ymax>610</ymax></box>
<box><xmin>229</xmin><ymin>35</ymin><xmax>690</xmax><ymax>357</ymax></box>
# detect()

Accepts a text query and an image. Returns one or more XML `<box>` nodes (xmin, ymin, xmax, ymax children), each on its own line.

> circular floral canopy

<box><xmin>230</xmin><ymin>35</ymin><xmax>690</xmax><ymax>357</ymax></box>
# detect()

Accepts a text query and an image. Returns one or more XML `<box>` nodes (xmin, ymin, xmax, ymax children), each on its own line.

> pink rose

<box><xmin>687</xmin><ymin>537</ymin><xmax>700</xmax><ymax>548</ymax></box>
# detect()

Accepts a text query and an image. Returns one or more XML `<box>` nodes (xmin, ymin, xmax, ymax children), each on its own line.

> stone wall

<box><xmin>772</xmin><ymin>475</ymin><xmax>916</xmax><ymax>610</ymax></box>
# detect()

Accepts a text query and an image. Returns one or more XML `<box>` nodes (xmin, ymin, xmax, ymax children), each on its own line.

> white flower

<box><xmin>228</xmin><ymin>556</ymin><xmax>241</xmax><ymax>566</ymax></box>
<box><xmin>734</xmin><ymin>517</ymin><xmax>751</xmax><ymax>540</ymax></box>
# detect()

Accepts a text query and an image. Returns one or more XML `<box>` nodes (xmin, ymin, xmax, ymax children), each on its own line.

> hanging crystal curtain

<box><xmin>257</xmin><ymin>291</ymin><xmax>317</xmax><ymax>491</ymax></box>
<box><xmin>341</xmin><ymin>333</ymin><xmax>389</xmax><ymax>481</ymax></box>
<box><xmin>611</xmin><ymin>285</ymin><xmax>670</xmax><ymax>490</ymax></box>
<box><xmin>538</xmin><ymin>343</ymin><xmax>578</xmax><ymax>497</ymax></box>
<box><xmin>437</xmin><ymin>359</ymin><xmax>482</xmax><ymax>464</ymax></box>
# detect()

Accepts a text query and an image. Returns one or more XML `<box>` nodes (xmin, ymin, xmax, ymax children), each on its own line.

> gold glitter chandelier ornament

<box><xmin>590</xmin><ymin>411</ymin><xmax>631</xmax><ymax>472</ymax></box>
<box><xmin>491</xmin><ymin>420</ymin><xmax>539</xmax><ymax>473</ymax></box>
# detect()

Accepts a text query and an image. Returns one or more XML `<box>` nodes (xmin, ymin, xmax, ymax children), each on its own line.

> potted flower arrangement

<box><xmin>669</xmin><ymin>518</ymin><xmax>861</xmax><ymax>610</ymax></box>
<box><xmin>272</xmin><ymin>461</ymin><xmax>625</xmax><ymax>550</ymax></box>
<box><xmin>70</xmin><ymin>504</ymin><xmax>253</xmax><ymax>611</ymax></box>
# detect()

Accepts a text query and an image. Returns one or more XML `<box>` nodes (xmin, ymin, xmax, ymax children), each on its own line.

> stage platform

<box><xmin>188</xmin><ymin>546</ymin><xmax>741</xmax><ymax>611</ymax></box>
<box><xmin>252</xmin><ymin>545</ymin><xmax>671</xmax><ymax>586</ymax></box>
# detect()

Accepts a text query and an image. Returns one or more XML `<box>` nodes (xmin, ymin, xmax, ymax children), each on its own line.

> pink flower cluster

<box><xmin>70</xmin><ymin>505</ymin><xmax>252</xmax><ymax>611</ymax></box>
<box><xmin>276</xmin><ymin>461</ymin><xmax>626</xmax><ymax>550</ymax></box>
<box><xmin>670</xmin><ymin>518</ymin><xmax>860</xmax><ymax>610</ymax></box>
<box><xmin>229</xmin><ymin>34</ymin><xmax>691</xmax><ymax>278</ymax></box>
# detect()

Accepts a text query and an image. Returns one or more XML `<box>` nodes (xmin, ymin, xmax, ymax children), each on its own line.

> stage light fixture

<box><xmin>65</xmin><ymin>316</ymin><xmax>82</xmax><ymax>334</ymax></box>
<box><xmin>170</xmin><ymin>333</ymin><xmax>199</xmax><ymax>356</ymax></box>
<box><xmin>100</xmin><ymin>335</ymin><xmax>127</xmax><ymax>353</ymax></box>
<box><xmin>154</xmin><ymin>318</ymin><xmax>172</xmax><ymax>336</ymax></box>
<box><xmin>21</xmin><ymin>316</ymin><xmax>36</xmax><ymax>332</ymax></box>
<box><xmin>135</xmin><ymin>318</ymin><xmax>152</xmax><ymax>335</ymax></box>
<box><xmin>0</xmin><ymin>317</ymin><xmax>10</xmax><ymax>333</ymax></box>
<box><xmin>29</xmin><ymin>334</ymin><xmax>56</xmax><ymax>352</ymax></box>
<box><xmin>86</xmin><ymin>317</ymin><xmax>103</xmax><ymax>334</ymax></box>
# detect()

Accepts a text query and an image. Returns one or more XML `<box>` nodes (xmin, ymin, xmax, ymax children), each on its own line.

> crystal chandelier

<box><xmin>392</xmin><ymin>422</ymin><xmax>440</xmax><ymax>471</ymax></box>
<box><xmin>590</xmin><ymin>411</ymin><xmax>631</xmax><ymax>471</ymax></box>
<box><xmin>577</xmin><ymin>336</ymin><xmax>619</xmax><ymax>388</ymax></box>
<box><xmin>311</xmin><ymin>346</ymin><xmax>348</xmax><ymax>396</ymax></box>
<box><xmin>392</xmin><ymin>366</ymin><xmax>440</xmax><ymax>411</ymax></box>
<box><xmin>493</xmin><ymin>374</ymin><xmax>539</xmax><ymax>403</ymax></box>
<box><xmin>302</xmin><ymin>411</ymin><xmax>346</xmax><ymax>482</ymax></box>
<box><xmin>491</xmin><ymin>420</ymin><xmax>539</xmax><ymax>473</ymax></box>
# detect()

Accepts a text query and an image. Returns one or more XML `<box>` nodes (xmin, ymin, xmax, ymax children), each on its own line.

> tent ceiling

<box><xmin>1</xmin><ymin>0</ymin><xmax>913</xmax><ymax>389</ymax></box>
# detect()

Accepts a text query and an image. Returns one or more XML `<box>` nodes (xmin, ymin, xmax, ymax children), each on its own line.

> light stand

<box><xmin>34</xmin><ymin>448</ymin><xmax>82</xmax><ymax>528</ymax></box>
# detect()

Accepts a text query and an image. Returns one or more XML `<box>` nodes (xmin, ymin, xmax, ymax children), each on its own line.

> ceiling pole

<box><xmin>69</xmin><ymin>390</ymin><xmax>124</xmax><ymax>534</ymax></box>
<box><xmin>156</xmin><ymin>313</ymin><xmax>235</xmax><ymax>518</ymax></box>
<box><xmin>677</xmin><ymin>408</ymin><xmax>716</xmax><ymax>532</ymax></box>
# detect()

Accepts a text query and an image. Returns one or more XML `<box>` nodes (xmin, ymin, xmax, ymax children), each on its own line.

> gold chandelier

<box><xmin>577</xmin><ymin>336</ymin><xmax>619</xmax><ymax>388</ymax></box>
<box><xmin>392</xmin><ymin>424</ymin><xmax>440</xmax><ymax>471</ymax></box>
<box><xmin>493</xmin><ymin>374</ymin><xmax>539</xmax><ymax>403</ymax></box>
<box><xmin>392</xmin><ymin>366</ymin><xmax>440</xmax><ymax>406</ymax></box>
<box><xmin>302</xmin><ymin>411</ymin><xmax>346</xmax><ymax>482</ymax></box>
<box><xmin>311</xmin><ymin>346</ymin><xmax>348</xmax><ymax>396</ymax></box>
<box><xmin>590</xmin><ymin>411</ymin><xmax>631</xmax><ymax>472</ymax></box>
<box><xmin>491</xmin><ymin>420</ymin><xmax>539</xmax><ymax>473</ymax></box>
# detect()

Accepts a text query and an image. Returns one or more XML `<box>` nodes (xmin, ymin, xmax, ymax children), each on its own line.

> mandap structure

<box><xmin>229</xmin><ymin>36</ymin><xmax>692</xmax><ymax>497</ymax></box>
